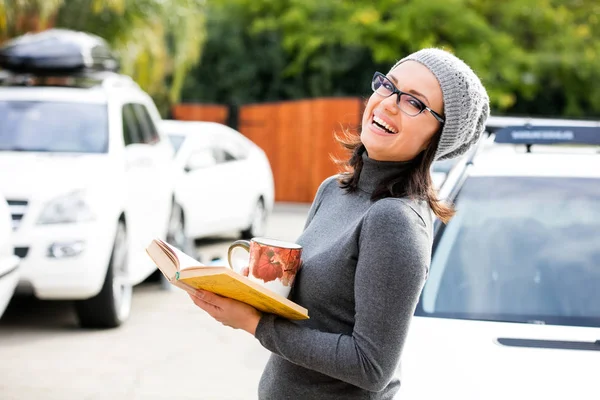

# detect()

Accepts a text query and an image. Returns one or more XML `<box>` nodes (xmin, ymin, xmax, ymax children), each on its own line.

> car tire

<box><xmin>146</xmin><ymin>203</ymin><xmax>193</xmax><ymax>288</ymax></box>
<box><xmin>241</xmin><ymin>198</ymin><xmax>266</xmax><ymax>239</ymax></box>
<box><xmin>166</xmin><ymin>203</ymin><xmax>193</xmax><ymax>254</ymax></box>
<box><xmin>75</xmin><ymin>221</ymin><xmax>131</xmax><ymax>329</ymax></box>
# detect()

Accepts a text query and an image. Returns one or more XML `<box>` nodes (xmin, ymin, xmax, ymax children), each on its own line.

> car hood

<box><xmin>0</xmin><ymin>152</ymin><xmax>119</xmax><ymax>199</ymax></box>
<box><xmin>398</xmin><ymin>317</ymin><xmax>600</xmax><ymax>399</ymax></box>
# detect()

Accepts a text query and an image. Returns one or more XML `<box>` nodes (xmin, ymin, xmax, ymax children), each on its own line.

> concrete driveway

<box><xmin>0</xmin><ymin>203</ymin><xmax>310</xmax><ymax>400</ymax></box>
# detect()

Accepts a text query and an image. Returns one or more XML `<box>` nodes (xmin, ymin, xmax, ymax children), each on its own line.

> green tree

<box><xmin>0</xmin><ymin>0</ymin><xmax>207</xmax><ymax>114</ymax></box>
<box><xmin>182</xmin><ymin>0</ymin><xmax>391</xmax><ymax>110</ymax></box>
<box><xmin>475</xmin><ymin>0</ymin><xmax>600</xmax><ymax>117</ymax></box>
<box><xmin>184</xmin><ymin>0</ymin><xmax>600</xmax><ymax>118</ymax></box>
<box><xmin>0</xmin><ymin>0</ymin><xmax>63</xmax><ymax>41</ymax></box>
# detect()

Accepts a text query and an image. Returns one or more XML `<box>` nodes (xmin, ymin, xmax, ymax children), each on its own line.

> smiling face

<box><xmin>360</xmin><ymin>61</ymin><xmax>444</xmax><ymax>162</ymax></box>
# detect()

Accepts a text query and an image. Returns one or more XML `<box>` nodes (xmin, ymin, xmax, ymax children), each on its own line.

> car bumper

<box><xmin>13</xmin><ymin>220</ymin><xmax>116</xmax><ymax>300</ymax></box>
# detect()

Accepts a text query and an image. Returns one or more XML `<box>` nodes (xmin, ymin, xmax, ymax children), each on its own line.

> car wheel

<box><xmin>166</xmin><ymin>203</ymin><xmax>192</xmax><ymax>253</ymax></box>
<box><xmin>75</xmin><ymin>221</ymin><xmax>131</xmax><ymax>329</ymax></box>
<box><xmin>146</xmin><ymin>203</ymin><xmax>193</xmax><ymax>287</ymax></box>
<box><xmin>241</xmin><ymin>199</ymin><xmax>266</xmax><ymax>239</ymax></box>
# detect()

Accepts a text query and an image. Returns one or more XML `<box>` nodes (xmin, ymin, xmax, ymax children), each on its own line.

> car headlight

<box><xmin>37</xmin><ymin>190</ymin><xmax>95</xmax><ymax>224</ymax></box>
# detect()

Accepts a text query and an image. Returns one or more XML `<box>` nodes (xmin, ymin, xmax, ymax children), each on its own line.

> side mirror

<box><xmin>185</xmin><ymin>149</ymin><xmax>216</xmax><ymax>172</ymax></box>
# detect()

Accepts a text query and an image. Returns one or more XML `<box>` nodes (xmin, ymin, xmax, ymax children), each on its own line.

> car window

<box><xmin>122</xmin><ymin>104</ymin><xmax>143</xmax><ymax>146</ymax></box>
<box><xmin>417</xmin><ymin>176</ymin><xmax>600</xmax><ymax>327</ymax></box>
<box><xmin>214</xmin><ymin>138</ymin><xmax>248</xmax><ymax>163</ymax></box>
<box><xmin>0</xmin><ymin>100</ymin><xmax>108</xmax><ymax>153</ymax></box>
<box><xmin>223</xmin><ymin>148</ymin><xmax>237</xmax><ymax>162</ymax></box>
<box><xmin>209</xmin><ymin>145</ymin><xmax>237</xmax><ymax>164</ymax></box>
<box><xmin>431</xmin><ymin>158</ymin><xmax>457</xmax><ymax>174</ymax></box>
<box><xmin>167</xmin><ymin>134</ymin><xmax>186</xmax><ymax>154</ymax></box>
<box><xmin>225</xmin><ymin>129</ymin><xmax>250</xmax><ymax>160</ymax></box>
<box><xmin>132</xmin><ymin>103</ymin><xmax>160</xmax><ymax>144</ymax></box>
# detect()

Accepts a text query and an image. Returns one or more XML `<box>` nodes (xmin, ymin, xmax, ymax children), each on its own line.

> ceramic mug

<box><xmin>227</xmin><ymin>237</ymin><xmax>302</xmax><ymax>298</ymax></box>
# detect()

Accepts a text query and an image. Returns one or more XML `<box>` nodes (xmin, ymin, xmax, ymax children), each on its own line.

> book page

<box><xmin>146</xmin><ymin>242</ymin><xmax>177</xmax><ymax>280</ymax></box>
<box><xmin>159</xmin><ymin>239</ymin><xmax>206</xmax><ymax>270</ymax></box>
<box><xmin>172</xmin><ymin>279</ymin><xmax>198</xmax><ymax>295</ymax></box>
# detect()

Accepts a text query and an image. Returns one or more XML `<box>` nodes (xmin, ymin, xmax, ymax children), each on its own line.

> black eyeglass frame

<box><xmin>372</xmin><ymin>72</ymin><xmax>445</xmax><ymax>124</ymax></box>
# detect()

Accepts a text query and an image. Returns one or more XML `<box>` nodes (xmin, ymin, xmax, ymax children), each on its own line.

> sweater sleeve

<box><xmin>254</xmin><ymin>199</ymin><xmax>430</xmax><ymax>392</ymax></box>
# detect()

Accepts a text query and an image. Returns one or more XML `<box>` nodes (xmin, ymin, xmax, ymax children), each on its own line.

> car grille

<box><xmin>7</xmin><ymin>199</ymin><xmax>28</xmax><ymax>231</ymax></box>
<box><xmin>14</xmin><ymin>247</ymin><xmax>29</xmax><ymax>258</ymax></box>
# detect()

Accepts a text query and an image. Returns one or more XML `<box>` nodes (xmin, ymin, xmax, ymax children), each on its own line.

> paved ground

<box><xmin>0</xmin><ymin>203</ymin><xmax>311</xmax><ymax>400</ymax></box>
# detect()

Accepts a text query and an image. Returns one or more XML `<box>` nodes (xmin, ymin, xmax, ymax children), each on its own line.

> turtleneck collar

<box><xmin>357</xmin><ymin>151</ymin><xmax>416</xmax><ymax>194</ymax></box>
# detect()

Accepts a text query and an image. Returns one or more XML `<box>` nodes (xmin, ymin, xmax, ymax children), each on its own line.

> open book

<box><xmin>146</xmin><ymin>238</ymin><xmax>309</xmax><ymax>320</ymax></box>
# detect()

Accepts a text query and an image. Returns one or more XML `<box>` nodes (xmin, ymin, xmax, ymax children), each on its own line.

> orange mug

<box><xmin>227</xmin><ymin>237</ymin><xmax>302</xmax><ymax>298</ymax></box>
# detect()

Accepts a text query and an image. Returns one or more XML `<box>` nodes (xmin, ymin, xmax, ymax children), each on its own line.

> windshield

<box><xmin>0</xmin><ymin>100</ymin><xmax>108</xmax><ymax>153</ymax></box>
<box><xmin>431</xmin><ymin>158</ymin><xmax>457</xmax><ymax>174</ymax></box>
<box><xmin>167</xmin><ymin>133</ymin><xmax>186</xmax><ymax>154</ymax></box>
<box><xmin>417</xmin><ymin>176</ymin><xmax>600</xmax><ymax>327</ymax></box>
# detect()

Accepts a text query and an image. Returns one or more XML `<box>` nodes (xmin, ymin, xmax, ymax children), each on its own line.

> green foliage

<box><xmin>0</xmin><ymin>0</ymin><xmax>207</xmax><ymax>115</ymax></box>
<box><xmin>183</xmin><ymin>0</ymin><xmax>600</xmax><ymax>118</ymax></box>
<box><xmin>0</xmin><ymin>0</ymin><xmax>63</xmax><ymax>40</ymax></box>
<box><xmin>2</xmin><ymin>1</ymin><xmax>599</xmax><ymax>117</ymax></box>
<box><xmin>54</xmin><ymin>0</ymin><xmax>206</xmax><ymax>113</ymax></box>
<box><xmin>181</xmin><ymin>0</ymin><xmax>388</xmax><ymax>107</ymax></box>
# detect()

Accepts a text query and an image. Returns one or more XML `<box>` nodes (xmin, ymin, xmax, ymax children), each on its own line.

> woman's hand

<box><xmin>188</xmin><ymin>289</ymin><xmax>262</xmax><ymax>336</ymax></box>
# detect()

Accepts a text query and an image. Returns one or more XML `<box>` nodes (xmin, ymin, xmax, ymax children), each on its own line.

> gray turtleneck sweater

<box><xmin>254</xmin><ymin>153</ymin><xmax>434</xmax><ymax>400</ymax></box>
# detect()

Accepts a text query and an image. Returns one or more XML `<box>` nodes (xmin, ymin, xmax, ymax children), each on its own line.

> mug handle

<box><xmin>227</xmin><ymin>240</ymin><xmax>251</xmax><ymax>274</ymax></box>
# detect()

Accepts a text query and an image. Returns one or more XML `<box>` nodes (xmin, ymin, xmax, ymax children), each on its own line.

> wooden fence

<box><xmin>172</xmin><ymin>98</ymin><xmax>364</xmax><ymax>203</ymax></box>
<box><xmin>171</xmin><ymin>104</ymin><xmax>229</xmax><ymax>125</ymax></box>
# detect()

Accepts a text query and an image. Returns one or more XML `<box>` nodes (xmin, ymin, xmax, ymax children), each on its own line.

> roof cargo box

<box><xmin>0</xmin><ymin>29</ymin><xmax>119</xmax><ymax>74</ymax></box>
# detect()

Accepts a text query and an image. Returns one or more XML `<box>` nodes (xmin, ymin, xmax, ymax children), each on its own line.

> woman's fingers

<box><xmin>241</xmin><ymin>266</ymin><xmax>249</xmax><ymax>277</ymax></box>
<box><xmin>188</xmin><ymin>291</ymin><xmax>234</xmax><ymax>327</ymax></box>
<box><xmin>188</xmin><ymin>292</ymin><xmax>221</xmax><ymax>315</ymax></box>
<box><xmin>193</xmin><ymin>289</ymin><xmax>225</xmax><ymax>306</ymax></box>
<box><xmin>187</xmin><ymin>288</ymin><xmax>262</xmax><ymax>333</ymax></box>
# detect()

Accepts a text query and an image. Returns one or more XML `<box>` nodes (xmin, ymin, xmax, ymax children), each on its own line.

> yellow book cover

<box><xmin>145</xmin><ymin>238</ymin><xmax>309</xmax><ymax>320</ymax></box>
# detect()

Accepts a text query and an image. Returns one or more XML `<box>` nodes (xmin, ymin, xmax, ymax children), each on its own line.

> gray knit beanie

<box><xmin>390</xmin><ymin>48</ymin><xmax>490</xmax><ymax>161</ymax></box>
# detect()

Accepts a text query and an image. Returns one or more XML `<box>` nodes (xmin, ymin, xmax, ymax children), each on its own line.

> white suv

<box><xmin>0</xmin><ymin>71</ymin><xmax>179</xmax><ymax>328</ymax></box>
<box><xmin>400</xmin><ymin>117</ymin><xmax>600</xmax><ymax>399</ymax></box>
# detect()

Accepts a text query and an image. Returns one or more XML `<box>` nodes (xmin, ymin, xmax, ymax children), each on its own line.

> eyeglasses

<box><xmin>371</xmin><ymin>72</ymin><xmax>445</xmax><ymax>124</ymax></box>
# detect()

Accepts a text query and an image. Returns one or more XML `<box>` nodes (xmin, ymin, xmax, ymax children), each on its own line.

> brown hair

<box><xmin>332</xmin><ymin>127</ymin><xmax>455</xmax><ymax>224</ymax></box>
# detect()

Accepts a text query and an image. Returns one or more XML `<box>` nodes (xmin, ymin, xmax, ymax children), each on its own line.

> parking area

<box><xmin>0</xmin><ymin>203</ymin><xmax>310</xmax><ymax>400</ymax></box>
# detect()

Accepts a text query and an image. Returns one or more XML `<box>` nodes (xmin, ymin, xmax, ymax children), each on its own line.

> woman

<box><xmin>189</xmin><ymin>48</ymin><xmax>490</xmax><ymax>399</ymax></box>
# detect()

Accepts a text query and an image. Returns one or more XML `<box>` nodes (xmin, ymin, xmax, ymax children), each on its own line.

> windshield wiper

<box><xmin>497</xmin><ymin>337</ymin><xmax>600</xmax><ymax>352</ymax></box>
<box><xmin>0</xmin><ymin>147</ymin><xmax>50</xmax><ymax>152</ymax></box>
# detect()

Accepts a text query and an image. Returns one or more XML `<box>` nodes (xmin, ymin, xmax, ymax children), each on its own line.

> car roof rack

<box><xmin>0</xmin><ymin>69</ymin><xmax>139</xmax><ymax>90</ymax></box>
<box><xmin>485</xmin><ymin>115</ymin><xmax>600</xmax><ymax>133</ymax></box>
<box><xmin>484</xmin><ymin>115</ymin><xmax>600</xmax><ymax>152</ymax></box>
<box><xmin>494</xmin><ymin>124</ymin><xmax>600</xmax><ymax>153</ymax></box>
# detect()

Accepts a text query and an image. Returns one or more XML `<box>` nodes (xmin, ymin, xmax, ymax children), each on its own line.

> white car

<box><xmin>160</xmin><ymin>119</ymin><xmax>275</xmax><ymax>242</ymax></box>
<box><xmin>0</xmin><ymin>70</ymin><xmax>179</xmax><ymax>328</ymax></box>
<box><xmin>0</xmin><ymin>193</ymin><xmax>20</xmax><ymax>320</ymax></box>
<box><xmin>399</xmin><ymin>117</ymin><xmax>600</xmax><ymax>399</ymax></box>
